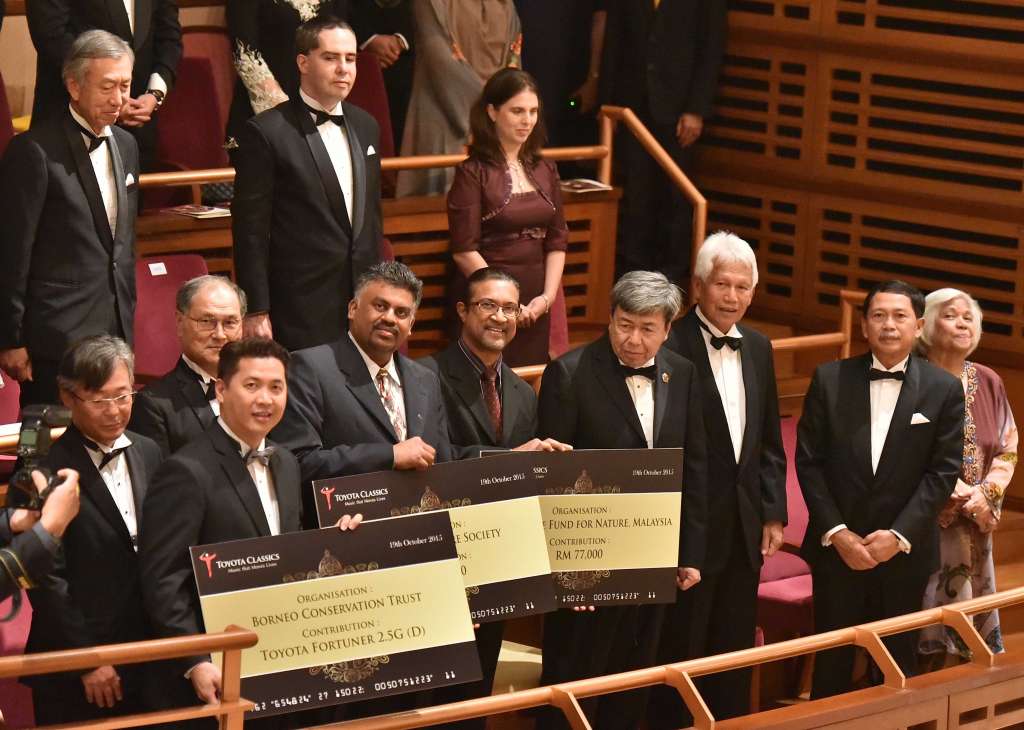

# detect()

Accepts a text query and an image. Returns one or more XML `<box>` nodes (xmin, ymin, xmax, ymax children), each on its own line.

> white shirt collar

<box><xmin>617</xmin><ymin>356</ymin><xmax>656</xmax><ymax>369</ymax></box>
<box><xmin>299</xmin><ymin>88</ymin><xmax>343</xmax><ymax>116</ymax></box>
<box><xmin>181</xmin><ymin>354</ymin><xmax>216</xmax><ymax>384</ymax></box>
<box><xmin>217</xmin><ymin>417</ymin><xmax>266</xmax><ymax>456</ymax></box>
<box><xmin>870</xmin><ymin>354</ymin><xmax>909</xmax><ymax>374</ymax></box>
<box><xmin>695</xmin><ymin>306</ymin><xmax>743</xmax><ymax>339</ymax></box>
<box><xmin>349</xmin><ymin>331</ymin><xmax>401</xmax><ymax>385</ymax></box>
<box><xmin>68</xmin><ymin>104</ymin><xmax>112</xmax><ymax>140</ymax></box>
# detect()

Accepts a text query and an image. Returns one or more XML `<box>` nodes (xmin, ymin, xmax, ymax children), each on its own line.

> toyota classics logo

<box><xmin>198</xmin><ymin>552</ymin><xmax>217</xmax><ymax>578</ymax></box>
<box><xmin>320</xmin><ymin>485</ymin><xmax>336</xmax><ymax>512</ymax></box>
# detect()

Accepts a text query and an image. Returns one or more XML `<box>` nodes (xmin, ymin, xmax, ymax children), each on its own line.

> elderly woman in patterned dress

<box><xmin>918</xmin><ymin>288</ymin><xmax>1017</xmax><ymax>666</ymax></box>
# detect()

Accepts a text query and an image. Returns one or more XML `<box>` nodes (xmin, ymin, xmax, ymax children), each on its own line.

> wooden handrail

<box><xmin>0</xmin><ymin>426</ymin><xmax>65</xmax><ymax>454</ymax></box>
<box><xmin>316</xmin><ymin>585</ymin><xmax>1024</xmax><ymax>730</ymax></box>
<box><xmin>0</xmin><ymin>626</ymin><xmax>258</xmax><ymax>730</ymax></box>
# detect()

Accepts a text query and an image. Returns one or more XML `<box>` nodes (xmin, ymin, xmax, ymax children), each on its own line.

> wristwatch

<box><xmin>145</xmin><ymin>88</ymin><xmax>166</xmax><ymax>109</ymax></box>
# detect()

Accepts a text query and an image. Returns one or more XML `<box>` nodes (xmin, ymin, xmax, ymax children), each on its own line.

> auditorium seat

<box><xmin>133</xmin><ymin>255</ymin><xmax>210</xmax><ymax>382</ymax></box>
<box><xmin>0</xmin><ymin>374</ymin><xmax>20</xmax><ymax>482</ymax></box>
<box><xmin>0</xmin><ymin>593</ymin><xmax>34</xmax><ymax>728</ymax></box>
<box><xmin>181</xmin><ymin>27</ymin><xmax>235</xmax><ymax>133</ymax></box>
<box><xmin>0</xmin><ymin>71</ymin><xmax>16</xmax><ymax>158</ymax></box>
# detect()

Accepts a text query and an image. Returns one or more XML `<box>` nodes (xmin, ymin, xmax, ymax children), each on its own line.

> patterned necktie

<box><xmin>480</xmin><ymin>366</ymin><xmax>503</xmax><ymax>441</ymax></box>
<box><xmin>376</xmin><ymin>369</ymin><xmax>407</xmax><ymax>441</ymax></box>
<box><xmin>244</xmin><ymin>446</ymin><xmax>276</xmax><ymax>467</ymax></box>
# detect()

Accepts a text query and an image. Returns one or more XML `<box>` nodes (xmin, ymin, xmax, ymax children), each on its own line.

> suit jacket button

<box><xmin>112</xmin><ymin>262</ymin><xmax>118</xmax><ymax>270</ymax></box>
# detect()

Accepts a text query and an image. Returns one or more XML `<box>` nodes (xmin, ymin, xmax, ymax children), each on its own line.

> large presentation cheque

<box><xmin>190</xmin><ymin>511</ymin><xmax>481</xmax><ymax>718</ymax></box>
<box><xmin>533</xmin><ymin>448</ymin><xmax>683</xmax><ymax>606</ymax></box>
<box><xmin>314</xmin><ymin>452</ymin><xmax>557</xmax><ymax>623</ymax></box>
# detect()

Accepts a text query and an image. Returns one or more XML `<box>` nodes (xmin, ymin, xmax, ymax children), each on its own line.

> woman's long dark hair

<box><xmin>468</xmin><ymin>68</ymin><xmax>547</xmax><ymax>167</ymax></box>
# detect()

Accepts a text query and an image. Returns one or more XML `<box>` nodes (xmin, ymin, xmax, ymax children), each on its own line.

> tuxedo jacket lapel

<box><xmin>594</xmin><ymin>339</ymin><xmax>647</xmax><ymax>444</ymax></box>
<box><xmin>124</xmin><ymin>442</ymin><xmax>149</xmax><ymax>521</ymax></box>
<box><xmin>174</xmin><ymin>360</ymin><xmax>217</xmax><ymax>431</ymax></box>
<box><xmin>841</xmin><ymin>354</ymin><xmax>874</xmax><ymax>487</ymax></box>
<box><xmin>104</xmin><ymin>0</ymin><xmax>133</xmax><ymax>43</ymax></box>
<box><xmin>64</xmin><ymin>429</ymin><xmax>134</xmax><ymax>550</ymax></box>
<box><xmin>294</xmin><ymin>101</ymin><xmax>353</xmax><ymax>236</ymax></box>
<box><xmin>211</xmin><ymin>425</ymin><xmax>272</xmax><ymax>536</ymax></box>
<box><xmin>682</xmin><ymin>312</ymin><xmax>734</xmax><ymax>458</ymax></box>
<box><xmin>737</xmin><ymin>336</ymin><xmax>759</xmax><ymax>467</ymax></box>
<box><xmin>64</xmin><ymin>115</ymin><xmax>114</xmax><ymax>252</ymax></box>
<box><xmin>269</xmin><ymin>443</ymin><xmax>299</xmax><ymax>533</ymax></box>
<box><xmin>874</xmin><ymin>356</ymin><xmax>920</xmax><ymax>487</ymax></box>
<box><xmin>343</xmin><ymin>107</ymin><xmax>366</xmax><ymax>241</ymax></box>
<box><xmin>500</xmin><ymin>363</ymin><xmax>522</xmax><ymax>446</ymax></box>
<box><xmin>444</xmin><ymin>349</ymin><xmax>497</xmax><ymax>443</ymax></box>
<box><xmin>132</xmin><ymin>0</ymin><xmax>152</xmax><ymax>48</ymax></box>
<box><xmin>333</xmin><ymin>338</ymin><xmax>398</xmax><ymax>441</ymax></box>
<box><xmin>652</xmin><ymin>352</ymin><xmax>673</xmax><ymax>444</ymax></box>
<box><xmin>108</xmin><ymin>135</ymin><xmax>130</xmax><ymax>248</ymax></box>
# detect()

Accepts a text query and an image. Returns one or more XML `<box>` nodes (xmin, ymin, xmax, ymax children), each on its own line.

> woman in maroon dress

<box><xmin>446</xmin><ymin>68</ymin><xmax>568</xmax><ymax>366</ymax></box>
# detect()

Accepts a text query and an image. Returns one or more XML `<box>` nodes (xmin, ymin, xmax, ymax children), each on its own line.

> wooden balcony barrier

<box><xmin>311</xmin><ymin>586</ymin><xmax>1024</xmax><ymax>730</ymax></box>
<box><xmin>0</xmin><ymin>626</ymin><xmax>257</xmax><ymax>730</ymax></box>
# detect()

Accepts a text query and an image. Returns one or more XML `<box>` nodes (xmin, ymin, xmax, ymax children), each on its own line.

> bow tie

<box><xmin>244</xmin><ymin>447</ymin><xmax>276</xmax><ymax>467</ymax></box>
<box><xmin>83</xmin><ymin>438</ymin><xmax>127</xmax><ymax>469</ymax></box>
<box><xmin>869</xmin><ymin>368</ymin><xmax>905</xmax><ymax>382</ymax></box>
<box><xmin>203</xmin><ymin>379</ymin><xmax>217</xmax><ymax>401</ymax></box>
<box><xmin>74</xmin><ymin>121</ymin><xmax>107</xmax><ymax>153</ymax></box>
<box><xmin>304</xmin><ymin>103</ymin><xmax>344</xmax><ymax>128</ymax></box>
<box><xmin>619</xmin><ymin>363</ymin><xmax>657</xmax><ymax>380</ymax></box>
<box><xmin>697</xmin><ymin>318</ymin><xmax>742</xmax><ymax>351</ymax></box>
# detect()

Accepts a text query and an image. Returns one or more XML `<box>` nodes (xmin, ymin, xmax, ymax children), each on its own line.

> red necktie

<box><xmin>480</xmin><ymin>367</ymin><xmax>502</xmax><ymax>442</ymax></box>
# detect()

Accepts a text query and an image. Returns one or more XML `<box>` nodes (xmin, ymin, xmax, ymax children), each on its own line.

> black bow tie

<box><xmin>304</xmin><ymin>103</ymin><xmax>344</xmax><ymax>127</ymax></box>
<box><xmin>83</xmin><ymin>438</ymin><xmax>128</xmax><ymax>469</ymax></box>
<box><xmin>245</xmin><ymin>447</ymin><xmax>276</xmax><ymax>467</ymax></box>
<box><xmin>869</xmin><ymin>368</ymin><xmax>905</xmax><ymax>382</ymax></box>
<box><xmin>697</xmin><ymin>318</ymin><xmax>742</xmax><ymax>351</ymax></box>
<box><xmin>619</xmin><ymin>363</ymin><xmax>657</xmax><ymax>380</ymax></box>
<box><xmin>74</xmin><ymin>121</ymin><xmax>107</xmax><ymax>153</ymax></box>
<box><xmin>203</xmin><ymin>379</ymin><xmax>217</xmax><ymax>401</ymax></box>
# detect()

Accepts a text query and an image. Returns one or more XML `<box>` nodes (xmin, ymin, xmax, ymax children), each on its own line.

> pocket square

<box><xmin>911</xmin><ymin>412</ymin><xmax>930</xmax><ymax>425</ymax></box>
<box><xmin>125</xmin><ymin>173</ymin><xmax>136</xmax><ymax>185</ymax></box>
<box><xmin>366</xmin><ymin>145</ymin><xmax>376</xmax><ymax>156</ymax></box>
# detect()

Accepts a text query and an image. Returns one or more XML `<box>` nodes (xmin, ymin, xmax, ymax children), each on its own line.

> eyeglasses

<box><xmin>70</xmin><ymin>391</ymin><xmax>135</xmax><ymax>409</ymax></box>
<box><xmin>189</xmin><ymin>316</ymin><xmax>243</xmax><ymax>333</ymax></box>
<box><xmin>470</xmin><ymin>300</ymin><xmax>520</xmax><ymax>319</ymax></box>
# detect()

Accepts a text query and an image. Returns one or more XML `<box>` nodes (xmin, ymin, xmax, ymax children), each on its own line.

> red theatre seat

<box><xmin>0</xmin><ymin>593</ymin><xmax>34</xmax><ymax>729</ymax></box>
<box><xmin>347</xmin><ymin>52</ymin><xmax>395</xmax><ymax>160</ymax></box>
<box><xmin>0</xmin><ymin>372</ymin><xmax>20</xmax><ymax>482</ymax></box>
<box><xmin>157</xmin><ymin>55</ymin><xmax>230</xmax><ymax>173</ymax></box>
<box><xmin>133</xmin><ymin>255</ymin><xmax>210</xmax><ymax>381</ymax></box>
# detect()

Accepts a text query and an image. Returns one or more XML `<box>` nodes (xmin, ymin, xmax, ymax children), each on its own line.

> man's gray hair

<box><xmin>694</xmin><ymin>231</ymin><xmax>759</xmax><ymax>288</ymax></box>
<box><xmin>57</xmin><ymin>335</ymin><xmax>135</xmax><ymax>392</ymax></box>
<box><xmin>610</xmin><ymin>271</ymin><xmax>683</xmax><ymax>324</ymax></box>
<box><xmin>62</xmin><ymin>30</ymin><xmax>134</xmax><ymax>86</ymax></box>
<box><xmin>355</xmin><ymin>261</ymin><xmax>423</xmax><ymax>309</ymax></box>
<box><xmin>917</xmin><ymin>287</ymin><xmax>983</xmax><ymax>356</ymax></box>
<box><xmin>176</xmin><ymin>275</ymin><xmax>248</xmax><ymax>318</ymax></box>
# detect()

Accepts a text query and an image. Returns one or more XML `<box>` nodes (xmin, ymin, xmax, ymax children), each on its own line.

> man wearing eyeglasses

<box><xmin>26</xmin><ymin>334</ymin><xmax>163</xmax><ymax>724</ymax></box>
<box><xmin>130</xmin><ymin>275</ymin><xmax>246</xmax><ymax>455</ymax></box>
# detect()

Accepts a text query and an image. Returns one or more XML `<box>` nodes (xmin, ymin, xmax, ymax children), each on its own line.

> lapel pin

<box><xmin>662</xmin><ymin>372</ymin><xmax>670</xmax><ymax>383</ymax></box>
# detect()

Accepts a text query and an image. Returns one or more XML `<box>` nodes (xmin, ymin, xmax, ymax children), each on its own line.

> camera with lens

<box><xmin>5</xmin><ymin>404</ymin><xmax>72</xmax><ymax>511</ymax></box>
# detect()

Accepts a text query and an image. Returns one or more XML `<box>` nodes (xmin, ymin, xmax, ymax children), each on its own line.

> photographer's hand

<box><xmin>82</xmin><ymin>665</ymin><xmax>122</xmax><ymax>708</ymax></box>
<box><xmin>0</xmin><ymin>347</ymin><xmax>32</xmax><ymax>382</ymax></box>
<box><xmin>39</xmin><ymin>469</ymin><xmax>81</xmax><ymax>539</ymax></box>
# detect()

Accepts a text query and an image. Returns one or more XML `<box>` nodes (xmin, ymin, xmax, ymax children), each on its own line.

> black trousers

<box><xmin>614</xmin><ymin>110</ymin><xmax>696</xmax><ymax>284</ymax></box>
<box><xmin>538</xmin><ymin>605</ymin><xmax>665</xmax><ymax>730</ymax></box>
<box><xmin>18</xmin><ymin>358</ymin><xmax>60</xmax><ymax>410</ymax></box>
<box><xmin>810</xmin><ymin>567</ymin><xmax>929</xmax><ymax>699</ymax></box>
<box><xmin>649</xmin><ymin>546</ymin><xmax>760</xmax><ymax>726</ymax></box>
<box><xmin>33</xmin><ymin>677</ymin><xmax>145</xmax><ymax>725</ymax></box>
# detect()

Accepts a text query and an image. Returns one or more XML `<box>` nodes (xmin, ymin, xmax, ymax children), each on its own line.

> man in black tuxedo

<box><xmin>651</xmin><ymin>232</ymin><xmax>787</xmax><ymax>724</ymax></box>
<box><xmin>0</xmin><ymin>31</ymin><xmax>139</xmax><ymax>408</ymax></box>
<box><xmin>602</xmin><ymin>0</ymin><xmax>727</xmax><ymax>282</ymax></box>
<box><xmin>130</xmin><ymin>275</ymin><xmax>246</xmax><ymax>455</ymax></box>
<box><xmin>537</xmin><ymin>271</ymin><xmax>708</xmax><ymax>730</ymax></box>
<box><xmin>273</xmin><ymin>262</ymin><xmax>454</xmax><ymax>498</ymax></box>
<box><xmin>27</xmin><ymin>335</ymin><xmax>163</xmax><ymax>723</ymax></box>
<box><xmin>235</xmin><ymin>16</ymin><xmax>382</xmax><ymax>351</ymax></box>
<box><xmin>798</xmin><ymin>280</ymin><xmax>964</xmax><ymax>698</ymax></box>
<box><xmin>27</xmin><ymin>0</ymin><xmax>182</xmax><ymax>170</ymax></box>
<box><xmin>140</xmin><ymin>337</ymin><xmax>303</xmax><ymax>712</ymax></box>
<box><xmin>419</xmin><ymin>267</ymin><xmax>569</xmax><ymax>728</ymax></box>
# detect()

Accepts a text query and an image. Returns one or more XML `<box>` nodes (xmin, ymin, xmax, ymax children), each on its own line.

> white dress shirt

<box><xmin>349</xmin><ymin>332</ymin><xmax>407</xmax><ymax>435</ymax></box>
<box><xmin>620</xmin><ymin>356</ymin><xmax>656</xmax><ymax>449</ymax></box>
<box><xmin>85</xmin><ymin>433</ymin><xmax>138</xmax><ymax>549</ymax></box>
<box><xmin>300</xmin><ymin>88</ymin><xmax>354</xmax><ymax>223</ymax></box>
<box><xmin>181</xmin><ymin>355</ymin><xmax>220</xmax><ymax>416</ymax></box>
<box><xmin>120</xmin><ymin>0</ymin><xmax>168</xmax><ymax>94</ymax></box>
<box><xmin>218</xmin><ymin>418</ymin><xmax>281</xmax><ymax>536</ymax></box>
<box><xmin>69</xmin><ymin>105</ymin><xmax>116</xmax><ymax>233</ymax></box>
<box><xmin>696</xmin><ymin>307</ymin><xmax>746</xmax><ymax>462</ymax></box>
<box><xmin>822</xmin><ymin>354</ymin><xmax>911</xmax><ymax>552</ymax></box>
